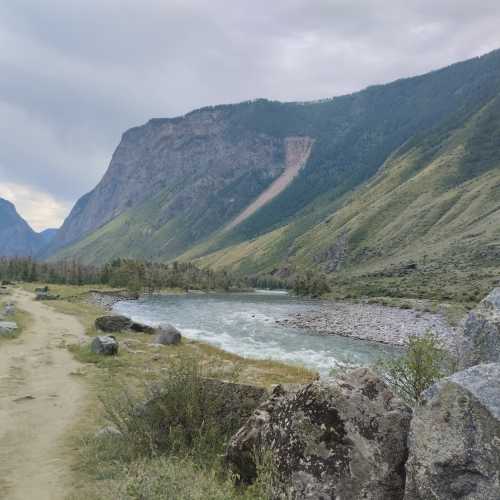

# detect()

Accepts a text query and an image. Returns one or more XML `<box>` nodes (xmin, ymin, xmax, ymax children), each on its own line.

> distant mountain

<box><xmin>48</xmin><ymin>49</ymin><xmax>500</xmax><ymax>280</ymax></box>
<box><xmin>38</xmin><ymin>228</ymin><xmax>58</xmax><ymax>246</ymax></box>
<box><xmin>0</xmin><ymin>199</ymin><xmax>59</xmax><ymax>257</ymax></box>
<box><xmin>0</xmin><ymin>198</ymin><xmax>41</xmax><ymax>257</ymax></box>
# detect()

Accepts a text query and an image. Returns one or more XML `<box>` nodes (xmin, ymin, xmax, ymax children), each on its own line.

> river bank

<box><xmin>277</xmin><ymin>299</ymin><xmax>458</xmax><ymax>347</ymax></box>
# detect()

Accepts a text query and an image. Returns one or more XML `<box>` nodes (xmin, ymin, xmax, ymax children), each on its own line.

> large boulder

<box><xmin>226</xmin><ymin>368</ymin><xmax>412</xmax><ymax>499</ymax></box>
<box><xmin>130</xmin><ymin>321</ymin><xmax>155</xmax><ymax>334</ymax></box>
<box><xmin>460</xmin><ymin>288</ymin><xmax>500</xmax><ymax>368</ymax></box>
<box><xmin>154</xmin><ymin>325</ymin><xmax>182</xmax><ymax>345</ymax></box>
<box><xmin>405</xmin><ymin>363</ymin><xmax>500</xmax><ymax>500</ymax></box>
<box><xmin>90</xmin><ymin>335</ymin><xmax>119</xmax><ymax>355</ymax></box>
<box><xmin>95</xmin><ymin>315</ymin><xmax>132</xmax><ymax>333</ymax></box>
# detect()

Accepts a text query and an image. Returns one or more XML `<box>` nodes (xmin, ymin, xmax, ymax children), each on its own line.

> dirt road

<box><xmin>0</xmin><ymin>290</ymin><xmax>86</xmax><ymax>500</ymax></box>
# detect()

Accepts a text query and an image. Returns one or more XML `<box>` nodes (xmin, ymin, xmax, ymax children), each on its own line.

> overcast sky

<box><xmin>1</xmin><ymin>0</ymin><xmax>499</xmax><ymax>231</ymax></box>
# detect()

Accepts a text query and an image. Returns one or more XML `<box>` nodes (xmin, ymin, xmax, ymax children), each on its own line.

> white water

<box><xmin>114</xmin><ymin>291</ymin><xmax>398</xmax><ymax>375</ymax></box>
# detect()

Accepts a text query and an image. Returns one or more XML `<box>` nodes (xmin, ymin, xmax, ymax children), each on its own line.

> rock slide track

<box><xmin>0</xmin><ymin>290</ymin><xmax>86</xmax><ymax>500</ymax></box>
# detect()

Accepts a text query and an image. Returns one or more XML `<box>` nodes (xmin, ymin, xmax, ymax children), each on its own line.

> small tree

<box><xmin>379</xmin><ymin>332</ymin><xmax>447</xmax><ymax>405</ymax></box>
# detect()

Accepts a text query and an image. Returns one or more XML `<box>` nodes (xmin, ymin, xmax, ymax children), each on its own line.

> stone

<box><xmin>35</xmin><ymin>292</ymin><xmax>60</xmax><ymax>301</ymax></box>
<box><xmin>95</xmin><ymin>315</ymin><xmax>132</xmax><ymax>333</ymax></box>
<box><xmin>90</xmin><ymin>335</ymin><xmax>119</xmax><ymax>355</ymax></box>
<box><xmin>95</xmin><ymin>426</ymin><xmax>123</xmax><ymax>439</ymax></box>
<box><xmin>460</xmin><ymin>288</ymin><xmax>500</xmax><ymax>368</ymax></box>
<box><xmin>226</xmin><ymin>368</ymin><xmax>412</xmax><ymax>499</ymax></box>
<box><xmin>3</xmin><ymin>304</ymin><xmax>15</xmax><ymax>316</ymax></box>
<box><xmin>154</xmin><ymin>325</ymin><xmax>182</xmax><ymax>345</ymax></box>
<box><xmin>130</xmin><ymin>321</ymin><xmax>155</xmax><ymax>334</ymax></box>
<box><xmin>0</xmin><ymin>321</ymin><xmax>18</xmax><ymax>336</ymax></box>
<box><xmin>405</xmin><ymin>363</ymin><xmax>500</xmax><ymax>500</ymax></box>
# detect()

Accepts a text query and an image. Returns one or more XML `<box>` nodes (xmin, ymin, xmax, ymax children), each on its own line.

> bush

<box><xmin>378</xmin><ymin>332</ymin><xmax>448</xmax><ymax>405</ymax></box>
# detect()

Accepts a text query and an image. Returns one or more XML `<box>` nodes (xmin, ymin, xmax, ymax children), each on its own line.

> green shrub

<box><xmin>378</xmin><ymin>332</ymin><xmax>448</xmax><ymax>405</ymax></box>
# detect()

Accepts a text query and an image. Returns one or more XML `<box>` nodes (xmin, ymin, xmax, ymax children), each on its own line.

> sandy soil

<box><xmin>0</xmin><ymin>290</ymin><xmax>86</xmax><ymax>500</ymax></box>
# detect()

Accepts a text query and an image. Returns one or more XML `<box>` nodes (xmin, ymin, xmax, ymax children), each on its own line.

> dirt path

<box><xmin>0</xmin><ymin>290</ymin><xmax>86</xmax><ymax>500</ymax></box>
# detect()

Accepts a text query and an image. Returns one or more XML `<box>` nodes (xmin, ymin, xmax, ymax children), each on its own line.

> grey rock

<box><xmin>154</xmin><ymin>325</ymin><xmax>182</xmax><ymax>345</ymax></box>
<box><xmin>130</xmin><ymin>321</ymin><xmax>155</xmax><ymax>334</ymax></box>
<box><xmin>35</xmin><ymin>292</ymin><xmax>60</xmax><ymax>301</ymax></box>
<box><xmin>0</xmin><ymin>321</ymin><xmax>18</xmax><ymax>336</ymax></box>
<box><xmin>3</xmin><ymin>304</ymin><xmax>15</xmax><ymax>316</ymax></box>
<box><xmin>95</xmin><ymin>315</ymin><xmax>132</xmax><ymax>333</ymax></box>
<box><xmin>226</xmin><ymin>368</ymin><xmax>412</xmax><ymax>499</ymax></box>
<box><xmin>95</xmin><ymin>426</ymin><xmax>123</xmax><ymax>439</ymax></box>
<box><xmin>90</xmin><ymin>335</ymin><xmax>119</xmax><ymax>355</ymax></box>
<box><xmin>460</xmin><ymin>288</ymin><xmax>500</xmax><ymax>368</ymax></box>
<box><xmin>405</xmin><ymin>363</ymin><xmax>500</xmax><ymax>500</ymax></box>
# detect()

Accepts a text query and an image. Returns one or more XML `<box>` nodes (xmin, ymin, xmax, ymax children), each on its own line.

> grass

<box><xmin>27</xmin><ymin>283</ymin><xmax>315</xmax><ymax>499</ymax></box>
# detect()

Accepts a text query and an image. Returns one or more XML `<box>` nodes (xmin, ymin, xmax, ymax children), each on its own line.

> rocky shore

<box><xmin>277</xmin><ymin>300</ymin><xmax>457</xmax><ymax>347</ymax></box>
<box><xmin>85</xmin><ymin>289</ymin><xmax>139</xmax><ymax>310</ymax></box>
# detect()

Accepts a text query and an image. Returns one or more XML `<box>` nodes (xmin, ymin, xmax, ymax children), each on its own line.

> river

<box><xmin>113</xmin><ymin>290</ymin><xmax>399</xmax><ymax>375</ymax></box>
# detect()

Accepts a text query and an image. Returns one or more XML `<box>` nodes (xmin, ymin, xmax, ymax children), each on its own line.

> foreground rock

<box><xmin>227</xmin><ymin>368</ymin><xmax>412</xmax><ymax>499</ymax></box>
<box><xmin>154</xmin><ymin>325</ymin><xmax>182</xmax><ymax>345</ymax></box>
<box><xmin>95</xmin><ymin>315</ymin><xmax>132</xmax><ymax>333</ymax></box>
<box><xmin>90</xmin><ymin>335</ymin><xmax>119</xmax><ymax>355</ymax></box>
<box><xmin>0</xmin><ymin>321</ymin><xmax>18</xmax><ymax>336</ymax></box>
<box><xmin>405</xmin><ymin>363</ymin><xmax>500</xmax><ymax>500</ymax></box>
<box><xmin>460</xmin><ymin>288</ymin><xmax>500</xmax><ymax>368</ymax></box>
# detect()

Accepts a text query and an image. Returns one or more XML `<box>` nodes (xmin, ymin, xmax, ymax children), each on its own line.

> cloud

<box><xmin>0</xmin><ymin>182</ymin><xmax>69</xmax><ymax>231</ymax></box>
<box><xmin>0</xmin><ymin>0</ymin><xmax>499</xmax><ymax>229</ymax></box>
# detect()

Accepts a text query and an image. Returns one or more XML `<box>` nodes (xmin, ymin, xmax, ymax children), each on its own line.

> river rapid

<box><xmin>114</xmin><ymin>290</ymin><xmax>399</xmax><ymax>375</ymax></box>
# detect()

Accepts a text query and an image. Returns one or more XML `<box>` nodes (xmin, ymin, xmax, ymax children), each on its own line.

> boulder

<box><xmin>405</xmin><ymin>363</ymin><xmax>500</xmax><ymax>500</ymax></box>
<box><xmin>95</xmin><ymin>315</ymin><xmax>132</xmax><ymax>333</ymax></box>
<box><xmin>226</xmin><ymin>368</ymin><xmax>412</xmax><ymax>499</ymax></box>
<box><xmin>130</xmin><ymin>321</ymin><xmax>155</xmax><ymax>334</ymax></box>
<box><xmin>3</xmin><ymin>304</ymin><xmax>15</xmax><ymax>316</ymax></box>
<box><xmin>0</xmin><ymin>321</ymin><xmax>18</xmax><ymax>336</ymax></box>
<box><xmin>460</xmin><ymin>288</ymin><xmax>500</xmax><ymax>368</ymax></box>
<box><xmin>154</xmin><ymin>325</ymin><xmax>182</xmax><ymax>345</ymax></box>
<box><xmin>35</xmin><ymin>292</ymin><xmax>60</xmax><ymax>301</ymax></box>
<box><xmin>90</xmin><ymin>335</ymin><xmax>119</xmax><ymax>355</ymax></box>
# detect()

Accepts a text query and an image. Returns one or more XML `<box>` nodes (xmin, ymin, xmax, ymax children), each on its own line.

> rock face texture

<box><xmin>460</xmin><ymin>288</ymin><xmax>500</xmax><ymax>368</ymax></box>
<box><xmin>47</xmin><ymin>107</ymin><xmax>297</xmax><ymax>256</ymax></box>
<box><xmin>405</xmin><ymin>363</ymin><xmax>500</xmax><ymax>500</ymax></box>
<box><xmin>226</xmin><ymin>368</ymin><xmax>412</xmax><ymax>499</ymax></box>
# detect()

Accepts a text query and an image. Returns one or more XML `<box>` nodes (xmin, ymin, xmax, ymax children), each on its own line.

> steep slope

<box><xmin>192</xmin><ymin>93</ymin><xmax>500</xmax><ymax>280</ymax></box>
<box><xmin>0</xmin><ymin>198</ymin><xmax>42</xmax><ymax>257</ymax></box>
<box><xmin>50</xmin><ymin>49</ymin><xmax>500</xmax><ymax>266</ymax></box>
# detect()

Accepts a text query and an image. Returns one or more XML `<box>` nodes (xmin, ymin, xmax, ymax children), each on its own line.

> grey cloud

<box><xmin>0</xmin><ymin>0</ymin><xmax>499</xmax><ymax>229</ymax></box>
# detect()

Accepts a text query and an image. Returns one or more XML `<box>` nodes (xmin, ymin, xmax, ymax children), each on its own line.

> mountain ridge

<box><xmin>48</xmin><ymin>49</ymin><xmax>500</xmax><ymax>283</ymax></box>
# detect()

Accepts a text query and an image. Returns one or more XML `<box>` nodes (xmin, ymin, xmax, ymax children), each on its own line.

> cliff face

<box><xmin>49</xmin><ymin>49</ymin><xmax>500</xmax><ymax>266</ymax></box>
<box><xmin>47</xmin><ymin>107</ymin><xmax>295</xmax><ymax>255</ymax></box>
<box><xmin>0</xmin><ymin>198</ymin><xmax>42</xmax><ymax>257</ymax></box>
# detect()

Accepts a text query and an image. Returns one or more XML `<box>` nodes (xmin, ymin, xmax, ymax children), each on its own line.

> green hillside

<box><xmin>52</xmin><ymin>49</ymin><xmax>500</xmax><ymax>300</ymax></box>
<box><xmin>188</xmin><ymin>93</ymin><xmax>500</xmax><ymax>302</ymax></box>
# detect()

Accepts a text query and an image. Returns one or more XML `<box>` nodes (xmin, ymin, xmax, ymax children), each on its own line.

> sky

<box><xmin>1</xmin><ymin>0</ymin><xmax>499</xmax><ymax>231</ymax></box>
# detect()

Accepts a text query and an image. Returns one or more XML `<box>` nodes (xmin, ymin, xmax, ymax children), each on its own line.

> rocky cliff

<box><xmin>48</xmin><ymin>49</ymin><xmax>500</xmax><ymax>269</ymax></box>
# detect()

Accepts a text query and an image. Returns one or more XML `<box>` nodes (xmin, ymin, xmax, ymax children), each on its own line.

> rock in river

<box><xmin>90</xmin><ymin>335</ymin><xmax>119</xmax><ymax>355</ymax></box>
<box><xmin>405</xmin><ymin>363</ymin><xmax>500</xmax><ymax>500</ymax></box>
<box><xmin>226</xmin><ymin>368</ymin><xmax>412</xmax><ymax>499</ymax></box>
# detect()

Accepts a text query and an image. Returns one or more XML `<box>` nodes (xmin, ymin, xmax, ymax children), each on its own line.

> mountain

<box><xmin>48</xmin><ymin>49</ymin><xmax>500</xmax><ymax>286</ymax></box>
<box><xmin>38</xmin><ymin>228</ymin><xmax>58</xmax><ymax>246</ymax></box>
<box><xmin>0</xmin><ymin>198</ymin><xmax>43</xmax><ymax>257</ymax></box>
